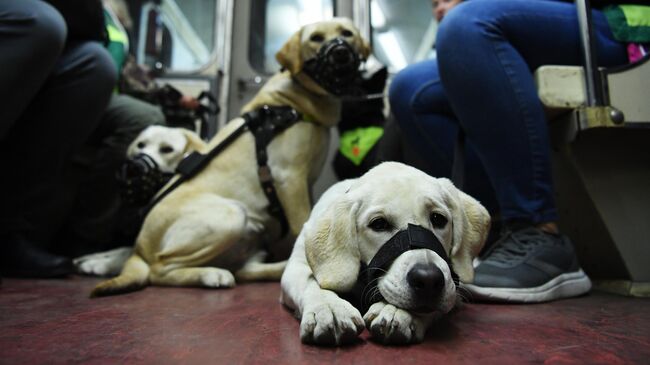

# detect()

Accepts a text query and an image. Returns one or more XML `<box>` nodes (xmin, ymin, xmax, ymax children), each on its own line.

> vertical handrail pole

<box><xmin>576</xmin><ymin>0</ymin><xmax>605</xmax><ymax>106</ymax></box>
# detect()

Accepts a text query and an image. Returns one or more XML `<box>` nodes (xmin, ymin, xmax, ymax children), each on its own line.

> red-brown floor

<box><xmin>1</xmin><ymin>277</ymin><xmax>648</xmax><ymax>364</ymax></box>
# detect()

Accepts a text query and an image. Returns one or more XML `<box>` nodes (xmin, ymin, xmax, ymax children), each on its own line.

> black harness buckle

<box><xmin>258</xmin><ymin>165</ymin><xmax>272</xmax><ymax>183</ymax></box>
<box><xmin>176</xmin><ymin>151</ymin><xmax>206</xmax><ymax>177</ymax></box>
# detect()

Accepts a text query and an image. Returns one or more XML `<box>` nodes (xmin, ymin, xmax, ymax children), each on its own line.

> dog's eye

<box><xmin>310</xmin><ymin>33</ymin><xmax>325</xmax><ymax>43</ymax></box>
<box><xmin>430</xmin><ymin>213</ymin><xmax>448</xmax><ymax>229</ymax></box>
<box><xmin>341</xmin><ymin>29</ymin><xmax>353</xmax><ymax>37</ymax></box>
<box><xmin>368</xmin><ymin>217</ymin><xmax>391</xmax><ymax>232</ymax></box>
<box><xmin>137</xmin><ymin>142</ymin><xmax>146</xmax><ymax>149</ymax></box>
<box><xmin>159</xmin><ymin>146</ymin><xmax>174</xmax><ymax>154</ymax></box>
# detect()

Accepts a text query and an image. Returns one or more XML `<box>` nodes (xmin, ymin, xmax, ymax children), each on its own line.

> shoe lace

<box><xmin>485</xmin><ymin>228</ymin><xmax>551</xmax><ymax>265</ymax></box>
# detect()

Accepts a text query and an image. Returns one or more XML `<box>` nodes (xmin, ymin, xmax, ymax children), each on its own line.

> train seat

<box><xmin>536</xmin><ymin>55</ymin><xmax>650</xmax><ymax>129</ymax></box>
<box><xmin>534</xmin><ymin>57</ymin><xmax>650</xmax><ymax>297</ymax></box>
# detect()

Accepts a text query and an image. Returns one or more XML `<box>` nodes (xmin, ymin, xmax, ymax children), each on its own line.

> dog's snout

<box><xmin>407</xmin><ymin>263</ymin><xmax>444</xmax><ymax>294</ymax></box>
<box><xmin>330</xmin><ymin>47</ymin><xmax>352</xmax><ymax>65</ymax></box>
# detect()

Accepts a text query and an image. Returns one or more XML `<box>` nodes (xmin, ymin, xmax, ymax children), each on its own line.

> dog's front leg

<box><xmin>363</xmin><ymin>302</ymin><xmax>436</xmax><ymax>345</ymax></box>
<box><xmin>299</xmin><ymin>280</ymin><xmax>365</xmax><ymax>346</ymax></box>
<box><xmin>281</xmin><ymin>243</ymin><xmax>364</xmax><ymax>346</ymax></box>
<box><xmin>276</xmin><ymin>176</ymin><xmax>311</xmax><ymax>237</ymax></box>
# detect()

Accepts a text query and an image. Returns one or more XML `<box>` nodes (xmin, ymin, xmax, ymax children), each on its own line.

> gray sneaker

<box><xmin>463</xmin><ymin>226</ymin><xmax>592</xmax><ymax>303</ymax></box>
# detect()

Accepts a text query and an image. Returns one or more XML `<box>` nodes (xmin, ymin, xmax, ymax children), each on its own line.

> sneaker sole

<box><xmin>461</xmin><ymin>270</ymin><xmax>592</xmax><ymax>303</ymax></box>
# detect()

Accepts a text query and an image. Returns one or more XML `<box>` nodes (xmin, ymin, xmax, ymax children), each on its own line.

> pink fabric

<box><xmin>627</xmin><ymin>43</ymin><xmax>647</xmax><ymax>63</ymax></box>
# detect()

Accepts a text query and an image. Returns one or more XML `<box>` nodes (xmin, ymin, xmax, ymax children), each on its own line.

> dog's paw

<box><xmin>300</xmin><ymin>294</ymin><xmax>364</xmax><ymax>346</ymax></box>
<box><xmin>363</xmin><ymin>302</ymin><xmax>428</xmax><ymax>345</ymax></box>
<box><xmin>247</xmin><ymin>219</ymin><xmax>265</xmax><ymax>234</ymax></box>
<box><xmin>73</xmin><ymin>247</ymin><xmax>132</xmax><ymax>277</ymax></box>
<box><xmin>201</xmin><ymin>269</ymin><xmax>236</xmax><ymax>288</ymax></box>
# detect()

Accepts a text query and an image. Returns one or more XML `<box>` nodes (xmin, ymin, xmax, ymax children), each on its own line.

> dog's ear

<box><xmin>360</xmin><ymin>38</ymin><xmax>371</xmax><ymax>61</ymax></box>
<box><xmin>126</xmin><ymin>137</ymin><xmax>139</xmax><ymax>157</ymax></box>
<box><xmin>180</xmin><ymin>128</ymin><xmax>206</xmax><ymax>153</ymax></box>
<box><xmin>439</xmin><ymin>178</ymin><xmax>490</xmax><ymax>283</ymax></box>
<box><xmin>276</xmin><ymin>28</ymin><xmax>303</xmax><ymax>75</ymax></box>
<box><xmin>304</xmin><ymin>197</ymin><xmax>360</xmax><ymax>293</ymax></box>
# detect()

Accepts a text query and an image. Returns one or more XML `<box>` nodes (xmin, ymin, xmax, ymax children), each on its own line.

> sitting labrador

<box><xmin>280</xmin><ymin>162</ymin><xmax>490</xmax><ymax>345</ymax></box>
<box><xmin>91</xmin><ymin>18</ymin><xmax>371</xmax><ymax>296</ymax></box>
<box><xmin>74</xmin><ymin>125</ymin><xmax>207</xmax><ymax>276</ymax></box>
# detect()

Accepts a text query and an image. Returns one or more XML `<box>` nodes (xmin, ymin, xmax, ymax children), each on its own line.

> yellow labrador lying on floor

<box><xmin>281</xmin><ymin>162</ymin><xmax>490</xmax><ymax>345</ymax></box>
<box><xmin>91</xmin><ymin>18</ymin><xmax>370</xmax><ymax>296</ymax></box>
<box><xmin>74</xmin><ymin>125</ymin><xmax>207</xmax><ymax>277</ymax></box>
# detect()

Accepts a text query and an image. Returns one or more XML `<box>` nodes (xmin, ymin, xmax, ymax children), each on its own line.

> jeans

<box><xmin>0</xmin><ymin>0</ymin><xmax>117</xmax><ymax>242</ymax></box>
<box><xmin>389</xmin><ymin>0</ymin><xmax>628</xmax><ymax>224</ymax></box>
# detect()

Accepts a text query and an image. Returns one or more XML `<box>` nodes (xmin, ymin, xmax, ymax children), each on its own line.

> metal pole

<box><xmin>576</xmin><ymin>0</ymin><xmax>605</xmax><ymax>106</ymax></box>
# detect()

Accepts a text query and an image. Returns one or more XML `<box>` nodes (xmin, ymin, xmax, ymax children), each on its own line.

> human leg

<box><xmin>436</xmin><ymin>0</ymin><xmax>628</xmax><ymax>301</ymax></box>
<box><xmin>0</xmin><ymin>38</ymin><xmax>116</xmax><ymax>277</ymax></box>
<box><xmin>389</xmin><ymin>58</ymin><xmax>499</xmax><ymax>214</ymax></box>
<box><xmin>57</xmin><ymin>94</ymin><xmax>165</xmax><ymax>256</ymax></box>
<box><xmin>0</xmin><ymin>0</ymin><xmax>67</xmax><ymax>138</ymax></box>
<box><xmin>437</xmin><ymin>0</ymin><xmax>627</xmax><ymax>224</ymax></box>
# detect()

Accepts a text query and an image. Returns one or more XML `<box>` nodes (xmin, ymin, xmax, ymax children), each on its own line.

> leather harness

<box><xmin>144</xmin><ymin>105</ymin><xmax>304</xmax><ymax>238</ymax></box>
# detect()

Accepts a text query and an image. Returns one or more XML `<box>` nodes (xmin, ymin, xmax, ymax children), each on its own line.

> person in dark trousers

<box><xmin>389</xmin><ymin>0</ymin><xmax>648</xmax><ymax>302</ymax></box>
<box><xmin>0</xmin><ymin>0</ymin><xmax>117</xmax><ymax>277</ymax></box>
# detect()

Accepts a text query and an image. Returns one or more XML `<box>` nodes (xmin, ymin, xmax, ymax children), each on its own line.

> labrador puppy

<box><xmin>91</xmin><ymin>18</ymin><xmax>370</xmax><ymax>296</ymax></box>
<box><xmin>74</xmin><ymin>125</ymin><xmax>207</xmax><ymax>276</ymax></box>
<box><xmin>126</xmin><ymin>125</ymin><xmax>207</xmax><ymax>173</ymax></box>
<box><xmin>280</xmin><ymin>162</ymin><xmax>490</xmax><ymax>345</ymax></box>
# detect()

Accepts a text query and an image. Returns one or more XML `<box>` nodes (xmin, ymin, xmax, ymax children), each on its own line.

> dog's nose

<box><xmin>407</xmin><ymin>263</ymin><xmax>445</xmax><ymax>294</ymax></box>
<box><xmin>330</xmin><ymin>47</ymin><xmax>352</xmax><ymax>65</ymax></box>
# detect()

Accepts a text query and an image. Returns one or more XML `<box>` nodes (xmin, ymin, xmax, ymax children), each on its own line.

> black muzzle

<box><xmin>358</xmin><ymin>224</ymin><xmax>459</xmax><ymax>311</ymax></box>
<box><xmin>302</xmin><ymin>37</ymin><xmax>363</xmax><ymax>96</ymax></box>
<box><xmin>116</xmin><ymin>153</ymin><xmax>174</xmax><ymax>207</ymax></box>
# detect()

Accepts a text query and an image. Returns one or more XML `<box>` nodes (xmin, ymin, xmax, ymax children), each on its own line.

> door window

<box><xmin>370</xmin><ymin>0</ymin><xmax>435</xmax><ymax>72</ymax></box>
<box><xmin>130</xmin><ymin>0</ymin><xmax>218</xmax><ymax>72</ymax></box>
<box><xmin>249</xmin><ymin>0</ymin><xmax>335</xmax><ymax>74</ymax></box>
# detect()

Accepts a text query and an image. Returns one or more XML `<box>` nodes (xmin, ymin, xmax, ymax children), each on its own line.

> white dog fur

<box><xmin>73</xmin><ymin>125</ymin><xmax>206</xmax><ymax>276</ymax></box>
<box><xmin>280</xmin><ymin>162</ymin><xmax>490</xmax><ymax>345</ymax></box>
<box><xmin>126</xmin><ymin>125</ymin><xmax>207</xmax><ymax>173</ymax></box>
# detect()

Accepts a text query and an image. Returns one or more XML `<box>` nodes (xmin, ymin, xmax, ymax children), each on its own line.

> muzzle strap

<box><xmin>366</xmin><ymin>224</ymin><xmax>459</xmax><ymax>284</ymax></box>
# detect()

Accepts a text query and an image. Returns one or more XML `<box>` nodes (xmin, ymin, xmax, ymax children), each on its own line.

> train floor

<box><xmin>1</xmin><ymin>277</ymin><xmax>649</xmax><ymax>364</ymax></box>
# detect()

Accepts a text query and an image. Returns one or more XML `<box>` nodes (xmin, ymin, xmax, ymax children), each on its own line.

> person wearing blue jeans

<box><xmin>0</xmin><ymin>0</ymin><xmax>117</xmax><ymax>277</ymax></box>
<box><xmin>389</xmin><ymin>0</ymin><xmax>634</xmax><ymax>302</ymax></box>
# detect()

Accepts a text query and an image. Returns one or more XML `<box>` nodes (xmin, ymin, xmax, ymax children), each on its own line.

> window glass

<box><xmin>133</xmin><ymin>0</ymin><xmax>217</xmax><ymax>72</ymax></box>
<box><xmin>250</xmin><ymin>0</ymin><xmax>334</xmax><ymax>74</ymax></box>
<box><xmin>370</xmin><ymin>0</ymin><xmax>435</xmax><ymax>72</ymax></box>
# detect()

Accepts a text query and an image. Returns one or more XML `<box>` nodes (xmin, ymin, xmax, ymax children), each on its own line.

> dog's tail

<box><xmin>235</xmin><ymin>251</ymin><xmax>287</xmax><ymax>282</ymax></box>
<box><xmin>90</xmin><ymin>254</ymin><xmax>150</xmax><ymax>298</ymax></box>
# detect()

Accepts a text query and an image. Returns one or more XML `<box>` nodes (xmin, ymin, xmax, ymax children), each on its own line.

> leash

<box><xmin>142</xmin><ymin>105</ymin><xmax>303</xmax><ymax>238</ymax></box>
